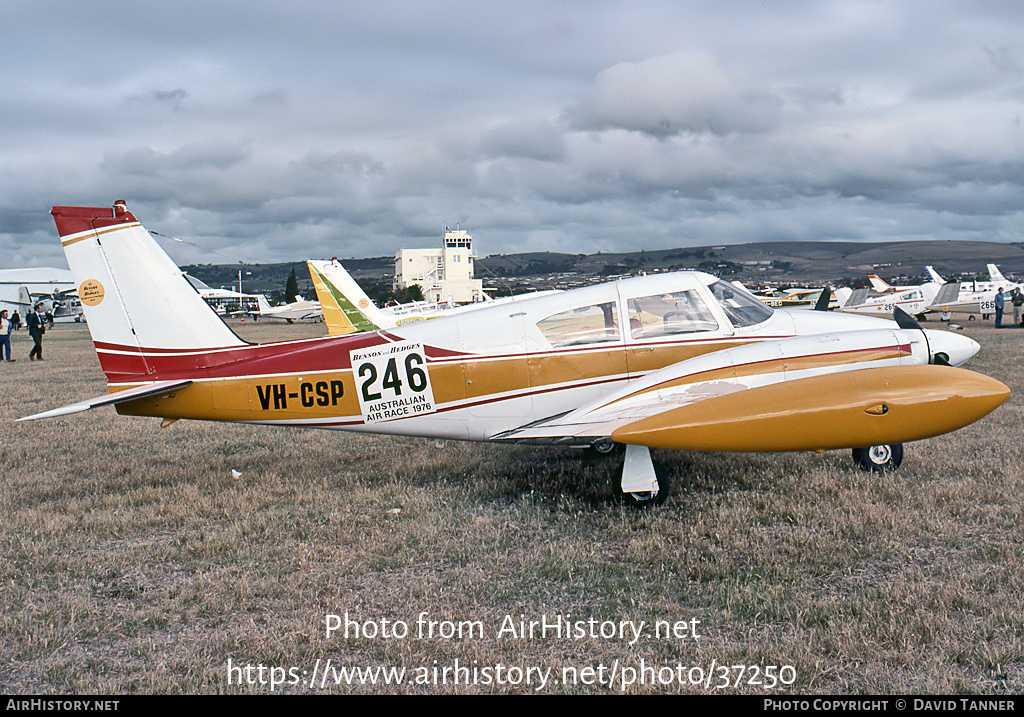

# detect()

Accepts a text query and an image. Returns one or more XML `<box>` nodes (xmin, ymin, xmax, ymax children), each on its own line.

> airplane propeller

<box><xmin>813</xmin><ymin>286</ymin><xmax>833</xmax><ymax>312</ymax></box>
<box><xmin>894</xmin><ymin>306</ymin><xmax>950</xmax><ymax>366</ymax></box>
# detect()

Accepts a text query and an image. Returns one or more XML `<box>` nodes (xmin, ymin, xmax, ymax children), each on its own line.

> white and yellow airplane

<box><xmin>20</xmin><ymin>202</ymin><xmax>1010</xmax><ymax>505</ymax></box>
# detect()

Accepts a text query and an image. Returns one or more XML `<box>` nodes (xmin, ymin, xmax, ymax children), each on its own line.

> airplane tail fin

<box><xmin>925</xmin><ymin>266</ymin><xmax>945</xmax><ymax>284</ymax></box>
<box><xmin>51</xmin><ymin>201</ymin><xmax>245</xmax><ymax>380</ymax></box>
<box><xmin>18</xmin><ymin>286</ymin><xmax>32</xmax><ymax>308</ymax></box>
<box><xmin>257</xmin><ymin>294</ymin><xmax>273</xmax><ymax>314</ymax></box>
<box><xmin>988</xmin><ymin>264</ymin><xmax>1008</xmax><ymax>284</ymax></box>
<box><xmin>867</xmin><ymin>275</ymin><xmax>893</xmax><ymax>293</ymax></box>
<box><xmin>307</xmin><ymin>259</ymin><xmax>384</xmax><ymax>335</ymax></box>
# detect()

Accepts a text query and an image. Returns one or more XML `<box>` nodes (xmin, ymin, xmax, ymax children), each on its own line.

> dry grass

<box><xmin>1</xmin><ymin>320</ymin><xmax>1021</xmax><ymax>694</ymax></box>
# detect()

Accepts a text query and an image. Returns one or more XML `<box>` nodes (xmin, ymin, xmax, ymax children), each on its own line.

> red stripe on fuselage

<box><xmin>93</xmin><ymin>331</ymin><xmax>404</xmax><ymax>380</ymax></box>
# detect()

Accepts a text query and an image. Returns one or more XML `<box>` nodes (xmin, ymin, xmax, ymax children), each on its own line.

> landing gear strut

<box><xmin>619</xmin><ymin>444</ymin><xmax>670</xmax><ymax>506</ymax></box>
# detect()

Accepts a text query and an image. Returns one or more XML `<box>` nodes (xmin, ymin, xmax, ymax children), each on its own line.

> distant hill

<box><xmin>183</xmin><ymin>240</ymin><xmax>1024</xmax><ymax>296</ymax></box>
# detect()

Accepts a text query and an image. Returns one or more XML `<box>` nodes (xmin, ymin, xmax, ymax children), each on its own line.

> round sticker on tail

<box><xmin>79</xmin><ymin>280</ymin><xmax>105</xmax><ymax>306</ymax></box>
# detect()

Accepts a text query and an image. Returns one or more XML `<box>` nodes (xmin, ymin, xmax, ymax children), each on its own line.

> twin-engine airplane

<box><xmin>21</xmin><ymin>202</ymin><xmax>1010</xmax><ymax>505</ymax></box>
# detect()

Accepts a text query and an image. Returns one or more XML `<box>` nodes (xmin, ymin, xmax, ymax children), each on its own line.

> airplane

<box><xmin>251</xmin><ymin>294</ymin><xmax>324</xmax><ymax>323</ymax></box>
<box><xmin>836</xmin><ymin>281</ymin><xmax>941</xmax><ymax>321</ymax></box>
<box><xmin>308</xmin><ymin>258</ymin><xmax>558</xmax><ymax>336</ymax></box>
<box><xmin>0</xmin><ymin>267</ymin><xmax>84</xmax><ymax>322</ymax></box>
<box><xmin>20</xmin><ymin>202</ymin><xmax>1010</xmax><ymax>506</ymax></box>
<box><xmin>924</xmin><ymin>265</ymin><xmax>1022</xmax><ymax>321</ymax></box>
<box><xmin>745</xmin><ymin>285</ymin><xmax>835</xmax><ymax>309</ymax></box>
<box><xmin>184</xmin><ymin>274</ymin><xmax>263</xmax><ymax>315</ymax></box>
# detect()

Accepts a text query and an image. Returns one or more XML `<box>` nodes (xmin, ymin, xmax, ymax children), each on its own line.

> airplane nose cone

<box><xmin>923</xmin><ymin>329</ymin><xmax>980</xmax><ymax>366</ymax></box>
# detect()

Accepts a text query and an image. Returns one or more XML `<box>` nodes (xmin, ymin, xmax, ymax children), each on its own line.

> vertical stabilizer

<box><xmin>307</xmin><ymin>259</ymin><xmax>384</xmax><ymax>335</ymax></box>
<box><xmin>867</xmin><ymin>275</ymin><xmax>893</xmax><ymax>293</ymax></box>
<box><xmin>51</xmin><ymin>202</ymin><xmax>245</xmax><ymax>378</ymax></box>
<box><xmin>988</xmin><ymin>264</ymin><xmax>1008</xmax><ymax>284</ymax></box>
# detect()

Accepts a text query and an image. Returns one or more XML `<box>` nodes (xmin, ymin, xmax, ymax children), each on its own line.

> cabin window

<box><xmin>627</xmin><ymin>290</ymin><xmax>718</xmax><ymax>339</ymax></box>
<box><xmin>709</xmin><ymin>280</ymin><xmax>773</xmax><ymax>328</ymax></box>
<box><xmin>537</xmin><ymin>302</ymin><xmax>620</xmax><ymax>347</ymax></box>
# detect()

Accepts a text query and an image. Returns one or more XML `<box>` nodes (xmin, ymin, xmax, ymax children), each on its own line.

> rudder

<box><xmin>52</xmin><ymin>201</ymin><xmax>245</xmax><ymax>379</ymax></box>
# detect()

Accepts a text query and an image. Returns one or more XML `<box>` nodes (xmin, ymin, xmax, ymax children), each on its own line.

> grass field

<box><xmin>1</xmin><ymin>320</ymin><xmax>1021</xmax><ymax>694</ymax></box>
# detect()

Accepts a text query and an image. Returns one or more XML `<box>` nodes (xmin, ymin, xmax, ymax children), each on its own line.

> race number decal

<box><xmin>350</xmin><ymin>341</ymin><xmax>436</xmax><ymax>423</ymax></box>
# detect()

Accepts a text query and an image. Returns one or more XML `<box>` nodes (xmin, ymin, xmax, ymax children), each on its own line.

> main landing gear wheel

<box><xmin>851</xmin><ymin>444</ymin><xmax>904</xmax><ymax>472</ymax></box>
<box><xmin>586</xmin><ymin>439</ymin><xmax>624</xmax><ymax>458</ymax></box>
<box><xmin>619</xmin><ymin>444</ymin><xmax>671</xmax><ymax>507</ymax></box>
<box><xmin>622</xmin><ymin>466</ymin><xmax>671</xmax><ymax>507</ymax></box>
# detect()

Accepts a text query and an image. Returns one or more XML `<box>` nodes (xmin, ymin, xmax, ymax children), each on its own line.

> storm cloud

<box><xmin>2</xmin><ymin>1</ymin><xmax>1022</xmax><ymax>268</ymax></box>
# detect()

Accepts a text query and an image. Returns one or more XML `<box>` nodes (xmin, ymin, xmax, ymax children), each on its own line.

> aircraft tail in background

<box><xmin>307</xmin><ymin>259</ymin><xmax>383</xmax><ymax>335</ymax></box>
<box><xmin>988</xmin><ymin>264</ymin><xmax>1008</xmax><ymax>284</ymax></box>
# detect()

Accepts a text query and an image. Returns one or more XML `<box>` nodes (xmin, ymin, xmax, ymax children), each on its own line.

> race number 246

<box><xmin>350</xmin><ymin>342</ymin><xmax>437</xmax><ymax>423</ymax></box>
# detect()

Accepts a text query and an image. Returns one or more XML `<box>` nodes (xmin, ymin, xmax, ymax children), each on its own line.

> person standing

<box><xmin>1014</xmin><ymin>288</ymin><xmax>1024</xmax><ymax>328</ymax></box>
<box><xmin>0</xmin><ymin>309</ymin><xmax>13</xmax><ymax>362</ymax></box>
<box><xmin>994</xmin><ymin>287</ymin><xmax>1005</xmax><ymax>328</ymax></box>
<box><xmin>27</xmin><ymin>303</ymin><xmax>45</xmax><ymax>361</ymax></box>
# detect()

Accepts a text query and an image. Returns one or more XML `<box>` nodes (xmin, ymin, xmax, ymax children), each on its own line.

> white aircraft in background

<box><xmin>252</xmin><ymin>295</ymin><xmax>323</xmax><ymax>323</ymax></box>
<box><xmin>0</xmin><ymin>267</ymin><xmax>84</xmax><ymax>322</ymax></box>
<box><xmin>21</xmin><ymin>202</ymin><xmax>1010</xmax><ymax>506</ymax></box>
<box><xmin>926</xmin><ymin>265</ymin><xmax>1020</xmax><ymax>321</ymax></box>
<box><xmin>837</xmin><ymin>281</ymin><xmax>941</xmax><ymax>321</ymax></box>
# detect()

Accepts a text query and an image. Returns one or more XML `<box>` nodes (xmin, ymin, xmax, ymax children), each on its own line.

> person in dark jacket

<box><xmin>27</xmin><ymin>303</ymin><xmax>45</xmax><ymax>361</ymax></box>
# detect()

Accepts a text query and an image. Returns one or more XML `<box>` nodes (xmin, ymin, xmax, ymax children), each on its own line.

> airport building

<box><xmin>393</xmin><ymin>228</ymin><xmax>488</xmax><ymax>304</ymax></box>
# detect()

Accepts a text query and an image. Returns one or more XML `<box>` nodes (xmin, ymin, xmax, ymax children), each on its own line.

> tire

<box><xmin>620</xmin><ymin>465</ymin><xmax>671</xmax><ymax>507</ymax></box>
<box><xmin>851</xmin><ymin>444</ymin><xmax>904</xmax><ymax>472</ymax></box>
<box><xmin>586</xmin><ymin>439</ymin><xmax>623</xmax><ymax>457</ymax></box>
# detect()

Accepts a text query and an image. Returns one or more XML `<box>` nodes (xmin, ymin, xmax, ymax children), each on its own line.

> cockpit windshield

<box><xmin>708</xmin><ymin>280</ymin><xmax>774</xmax><ymax>328</ymax></box>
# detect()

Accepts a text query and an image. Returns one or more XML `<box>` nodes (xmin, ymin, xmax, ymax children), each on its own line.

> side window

<box><xmin>537</xmin><ymin>302</ymin><xmax>620</xmax><ymax>347</ymax></box>
<box><xmin>627</xmin><ymin>290</ymin><xmax>719</xmax><ymax>339</ymax></box>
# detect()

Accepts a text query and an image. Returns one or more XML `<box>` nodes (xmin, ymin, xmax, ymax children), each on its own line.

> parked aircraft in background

<box><xmin>252</xmin><ymin>295</ymin><xmax>323</xmax><ymax>323</ymax></box>
<box><xmin>185</xmin><ymin>274</ymin><xmax>263</xmax><ymax>316</ymax></box>
<box><xmin>924</xmin><ymin>265</ymin><xmax>1021</xmax><ymax>321</ymax></box>
<box><xmin>22</xmin><ymin>203</ymin><xmax>1010</xmax><ymax>506</ymax></box>
<box><xmin>733</xmin><ymin>283</ymin><xmax>850</xmax><ymax>311</ymax></box>
<box><xmin>0</xmin><ymin>268</ymin><xmax>84</xmax><ymax>322</ymax></box>
<box><xmin>837</xmin><ymin>281</ymin><xmax>941</xmax><ymax>320</ymax></box>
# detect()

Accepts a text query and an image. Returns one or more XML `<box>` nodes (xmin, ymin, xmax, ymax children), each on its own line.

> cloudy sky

<box><xmin>2</xmin><ymin>1</ymin><xmax>1022</xmax><ymax>268</ymax></box>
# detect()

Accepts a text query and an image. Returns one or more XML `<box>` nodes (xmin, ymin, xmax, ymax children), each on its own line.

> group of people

<box><xmin>0</xmin><ymin>303</ymin><xmax>49</xmax><ymax>363</ymax></box>
<box><xmin>993</xmin><ymin>288</ymin><xmax>1024</xmax><ymax>328</ymax></box>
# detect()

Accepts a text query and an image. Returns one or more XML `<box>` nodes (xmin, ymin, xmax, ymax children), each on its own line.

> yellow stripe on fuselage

<box><xmin>110</xmin><ymin>338</ymin><xmax>762</xmax><ymax>426</ymax></box>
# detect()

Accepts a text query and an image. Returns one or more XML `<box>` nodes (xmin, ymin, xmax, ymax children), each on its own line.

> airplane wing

<box><xmin>494</xmin><ymin>328</ymin><xmax>1006</xmax><ymax>452</ymax></box>
<box><xmin>18</xmin><ymin>379</ymin><xmax>193</xmax><ymax>421</ymax></box>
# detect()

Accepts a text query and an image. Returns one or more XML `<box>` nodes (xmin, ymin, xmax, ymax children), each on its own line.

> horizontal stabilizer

<box><xmin>18</xmin><ymin>380</ymin><xmax>193</xmax><ymax>422</ymax></box>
